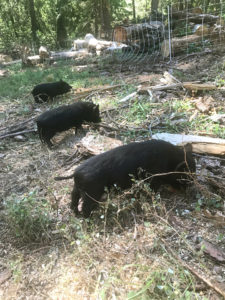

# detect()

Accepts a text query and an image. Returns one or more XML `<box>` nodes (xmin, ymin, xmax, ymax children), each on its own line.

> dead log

<box><xmin>1</xmin><ymin>59</ymin><xmax>21</xmax><ymax>66</ymax></box>
<box><xmin>194</xmin><ymin>24</ymin><xmax>210</xmax><ymax>36</ymax></box>
<box><xmin>26</xmin><ymin>50</ymin><xmax>92</xmax><ymax>66</ymax></box>
<box><xmin>143</xmin><ymin>81</ymin><xmax>216</xmax><ymax>93</ymax></box>
<box><xmin>183</xmin><ymin>82</ymin><xmax>217</xmax><ymax>92</ymax></box>
<box><xmin>172</xmin><ymin>11</ymin><xmax>219</xmax><ymax>24</ymax></box>
<box><xmin>150</xmin><ymin>83</ymin><xmax>182</xmax><ymax>91</ymax></box>
<box><xmin>152</xmin><ymin>133</ymin><xmax>225</xmax><ymax>156</ymax></box>
<box><xmin>161</xmin><ymin>34</ymin><xmax>203</xmax><ymax>58</ymax></box>
<box><xmin>113</xmin><ymin>21</ymin><xmax>164</xmax><ymax>52</ymax></box>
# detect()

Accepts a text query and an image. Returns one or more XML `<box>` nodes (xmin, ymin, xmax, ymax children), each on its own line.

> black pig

<box><xmin>32</xmin><ymin>80</ymin><xmax>72</xmax><ymax>103</ymax></box>
<box><xmin>36</xmin><ymin>101</ymin><xmax>101</xmax><ymax>147</ymax></box>
<box><xmin>55</xmin><ymin>139</ymin><xmax>196</xmax><ymax>218</ymax></box>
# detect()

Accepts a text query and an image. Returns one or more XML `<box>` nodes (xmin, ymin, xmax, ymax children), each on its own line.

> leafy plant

<box><xmin>215</xmin><ymin>76</ymin><xmax>225</xmax><ymax>87</ymax></box>
<box><xmin>58</xmin><ymin>216</ymin><xmax>86</xmax><ymax>242</ymax></box>
<box><xmin>9</xmin><ymin>257</ymin><xmax>23</xmax><ymax>283</ymax></box>
<box><xmin>5</xmin><ymin>191</ymin><xmax>53</xmax><ymax>242</ymax></box>
<box><xmin>195</xmin><ymin>193</ymin><xmax>223</xmax><ymax>210</ymax></box>
<box><xmin>127</xmin><ymin>268</ymin><xmax>198</xmax><ymax>300</ymax></box>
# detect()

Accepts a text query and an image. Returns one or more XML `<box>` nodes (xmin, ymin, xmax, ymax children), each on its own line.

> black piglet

<box><xmin>32</xmin><ymin>79</ymin><xmax>72</xmax><ymax>103</ymax></box>
<box><xmin>36</xmin><ymin>101</ymin><xmax>101</xmax><ymax>147</ymax></box>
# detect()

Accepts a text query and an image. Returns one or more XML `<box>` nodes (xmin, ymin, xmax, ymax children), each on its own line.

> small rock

<box><xmin>213</xmin><ymin>266</ymin><xmax>222</xmax><ymax>275</ymax></box>
<box><xmin>14</xmin><ymin>135</ymin><xmax>25</xmax><ymax>141</ymax></box>
<box><xmin>209</xmin><ymin>114</ymin><xmax>225</xmax><ymax>124</ymax></box>
<box><xmin>216</xmin><ymin>275</ymin><xmax>225</xmax><ymax>283</ymax></box>
<box><xmin>192</xmin><ymin>234</ymin><xmax>203</xmax><ymax>244</ymax></box>
<box><xmin>34</xmin><ymin>108</ymin><xmax>42</xmax><ymax>112</ymax></box>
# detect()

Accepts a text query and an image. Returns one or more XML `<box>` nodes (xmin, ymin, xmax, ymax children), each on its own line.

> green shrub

<box><xmin>5</xmin><ymin>191</ymin><xmax>53</xmax><ymax>242</ymax></box>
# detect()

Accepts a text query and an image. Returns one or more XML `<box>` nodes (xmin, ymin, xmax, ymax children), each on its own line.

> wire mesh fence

<box><xmin>112</xmin><ymin>1</ymin><xmax>225</xmax><ymax>64</ymax></box>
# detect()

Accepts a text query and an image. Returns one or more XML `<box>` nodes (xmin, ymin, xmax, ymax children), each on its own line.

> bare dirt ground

<box><xmin>0</xmin><ymin>52</ymin><xmax>225</xmax><ymax>299</ymax></box>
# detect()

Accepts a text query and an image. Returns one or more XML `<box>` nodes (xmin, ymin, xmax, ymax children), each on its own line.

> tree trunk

<box><xmin>27</xmin><ymin>0</ymin><xmax>39</xmax><ymax>47</ymax></box>
<box><xmin>151</xmin><ymin>0</ymin><xmax>159</xmax><ymax>14</ymax></box>
<box><xmin>101</xmin><ymin>0</ymin><xmax>111</xmax><ymax>39</ymax></box>
<box><xmin>93</xmin><ymin>0</ymin><xmax>100</xmax><ymax>37</ymax></box>
<box><xmin>161</xmin><ymin>34</ymin><xmax>203</xmax><ymax>57</ymax></box>
<box><xmin>132</xmin><ymin>0</ymin><xmax>136</xmax><ymax>22</ymax></box>
<box><xmin>9</xmin><ymin>12</ymin><xmax>18</xmax><ymax>38</ymax></box>
<box><xmin>178</xmin><ymin>0</ymin><xmax>183</xmax><ymax>11</ymax></box>
<box><xmin>56</xmin><ymin>13</ymin><xmax>67</xmax><ymax>48</ymax></box>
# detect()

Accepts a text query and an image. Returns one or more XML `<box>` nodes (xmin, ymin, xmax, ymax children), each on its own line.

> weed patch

<box><xmin>5</xmin><ymin>191</ymin><xmax>53</xmax><ymax>242</ymax></box>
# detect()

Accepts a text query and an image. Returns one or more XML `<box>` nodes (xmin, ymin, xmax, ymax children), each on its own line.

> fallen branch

<box><xmin>119</xmin><ymin>91</ymin><xmax>137</xmax><ymax>103</ymax></box>
<box><xmin>0</xmin><ymin>116</ymin><xmax>36</xmax><ymax>133</ymax></box>
<box><xmin>178</xmin><ymin>49</ymin><xmax>212</xmax><ymax>62</ymax></box>
<box><xmin>149</xmin><ymin>82</ymin><xmax>217</xmax><ymax>92</ymax></box>
<box><xmin>123</xmin><ymin>125</ymin><xmax>149</xmax><ymax>132</ymax></box>
<box><xmin>90</xmin><ymin>122</ymin><xmax>119</xmax><ymax>132</ymax></box>
<box><xmin>0</xmin><ymin>129</ymin><xmax>36</xmax><ymax>139</ymax></box>
<box><xmin>106</xmin><ymin>111</ymin><xmax>121</xmax><ymax>129</ymax></box>
<box><xmin>150</xmin><ymin>83</ymin><xmax>182</xmax><ymax>91</ymax></box>
<box><xmin>161</xmin><ymin>238</ymin><xmax>225</xmax><ymax>298</ymax></box>
<box><xmin>74</xmin><ymin>84</ymin><xmax>123</xmax><ymax>97</ymax></box>
<box><xmin>183</xmin><ymin>82</ymin><xmax>217</xmax><ymax>91</ymax></box>
<box><xmin>71</xmin><ymin>84</ymin><xmax>125</xmax><ymax>102</ymax></box>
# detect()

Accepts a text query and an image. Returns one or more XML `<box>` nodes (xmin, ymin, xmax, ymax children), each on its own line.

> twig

<box><xmin>106</xmin><ymin>111</ymin><xmax>120</xmax><ymax>129</ymax></box>
<box><xmin>177</xmin><ymin>49</ymin><xmax>212</xmax><ymax>62</ymax></box>
<box><xmin>0</xmin><ymin>129</ymin><xmax>36</xmax><ymax>139</ymax></box>
<box><xmin>150</xmin><ymin>83</ymin><xmax>183</xmax><ymax>91</ymax></box>
<box><xmin>161</xmin><ymin>238</ymin><xmax>225</xmax><ymax>298</ymax></box>
<box><xmin>91</xmin><ymin>122</ymin><xmax>119</xmax><ymax>132</ymax></box>
<box><xmin>73</xmin><ymin>84</ymin><xmax>124</xmax><ymax>97</ymax></box>
<box><xmin>0</xmin><ymin>116</ymin><xmax>36</xmax><ymax>133</ymax></box>
<box><xmin>71</xmin><ymin>84</ymin><xmax>124</xmax><ymax>102</ymax></box>
<box><xmin>119</xmin><ymin>91</ymin><xmax>137</xmax><ymax>103</ymax></box>
<box><xmin>64</xmin><ymin>149</ymin><xmax>79</xmax><ymax>163</ymax></box>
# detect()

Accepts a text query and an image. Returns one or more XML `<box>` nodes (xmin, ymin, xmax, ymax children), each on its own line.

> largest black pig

<box><xmin>55</xmin><ymin>139</ymin><xmax>196</xmax><ymax>218</ymax></box>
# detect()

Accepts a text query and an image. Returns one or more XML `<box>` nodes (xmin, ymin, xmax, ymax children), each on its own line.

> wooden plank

<box><xmin>152</xmin><ymin>133</ymin><xmax>225</xmax><ymax>156</ymax></box>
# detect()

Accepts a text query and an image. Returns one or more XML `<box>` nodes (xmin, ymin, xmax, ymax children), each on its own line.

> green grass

<box><xmin>124</xmin><ymin>98</ymin><xmax>153</xmax><ymax>125</ymax></box>
<box><xmin>126</xmin><ymin>267</ymin><xmax>198</xmax><ymax>300</ymax></box>
<box><xmin>0</xmin><ymin>61</ymin><xmax>116</xmax><ymax>100</ymax></box>
<box><xmin>157</xmin><ymin>99</ymin><xmax>225</xmax><ymax>138</ymax></box>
